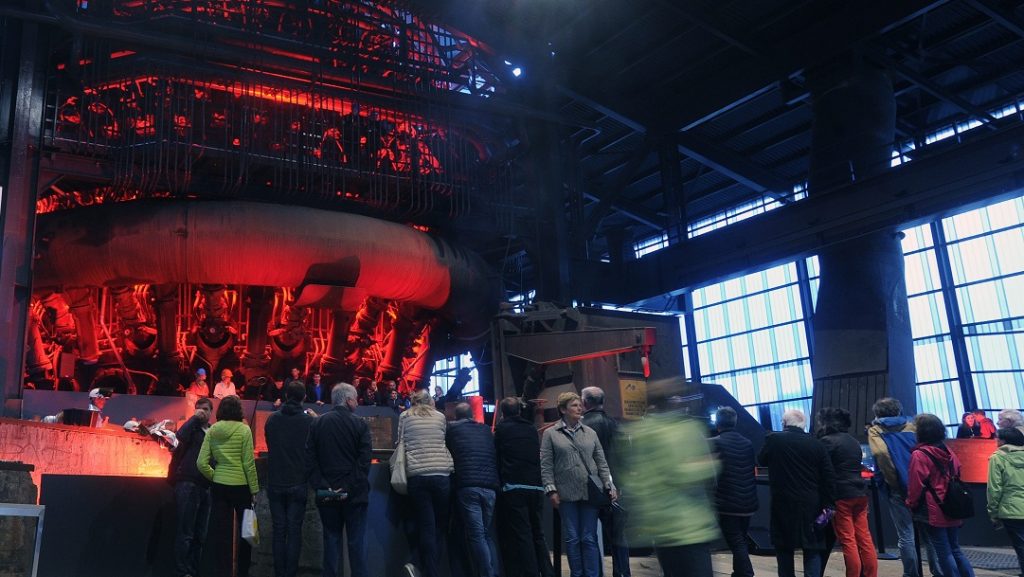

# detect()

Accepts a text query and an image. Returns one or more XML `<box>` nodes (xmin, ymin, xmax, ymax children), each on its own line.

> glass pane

<box><xmin>908</xmin><ymin>293</ymin><xmax>949</xmax><ymax>338</ymax></box>
<box><xmin>917</xmin><ymin>380</ymin><xmax>964</xmax><ymax>426</ymax></box>
<box><xmin>973</xmin><ymin>372</ymin><xmax>1024</xmax><ymax>413</ymax></box>
<box><xmin>913</xmin><ymin>338</ymin><xmax>958</xmax><ymax>383</ymax></box>
<box><xmin>903</xmin><ymin>250</ymin><xmax>942</xmax><ymax>296</ymax></box>
<box><xmin>901</xmin><ymin>224</ymin><xmax>934</xmax><ymax>252</ymax></box>
<box><xmin>966</xmin><ymin>334</ymin><xmax>1022</xmax><ymax>372</ymax></box>
<box><xmin>956</xmin><ymin>281</ymin><xmax>1008</xmax><ymax>325</ymax></box>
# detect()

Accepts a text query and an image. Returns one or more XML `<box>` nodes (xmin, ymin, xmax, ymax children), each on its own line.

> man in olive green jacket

<box><xmin>622</xmin><ymin>407</ymin><xmax>718</xmax><ymax>577</ymax></box>
<box><xmin>987</xmin><ymin>427</ymin><xmax>1024</xmax><ymax>576</ymax></box>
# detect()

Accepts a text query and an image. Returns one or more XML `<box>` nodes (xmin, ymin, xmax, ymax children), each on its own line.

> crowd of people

<box><xmin>166</xmin><ymin>379</ymin><xmax>1024</xmax><ymax>577</ymax></box>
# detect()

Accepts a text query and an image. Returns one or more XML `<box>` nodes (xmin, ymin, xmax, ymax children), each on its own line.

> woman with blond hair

<box><xmin>399</xmin><ymin>389</ymin><xmax>453</xmax><ymax>577</ymax></box>
<box><xmin>541</xmin><ymin>392</ymin><xmax>616</xmax><ymax>577</ymax></box>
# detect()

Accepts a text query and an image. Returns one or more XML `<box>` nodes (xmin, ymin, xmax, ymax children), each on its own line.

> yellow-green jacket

<box><xmin>197</xmin><ymin>420</ymin><xmax>259</xmax><ymax>494</ymax></box>
<box><xmin>987</xmin><ymin>443</ymin><xmax>1024</xmax><ymax>520</ymax></box>
<box><xmin>622</xmin><ymin>413</ymin><xmax>719</xmax><ymax>546</ymax></box>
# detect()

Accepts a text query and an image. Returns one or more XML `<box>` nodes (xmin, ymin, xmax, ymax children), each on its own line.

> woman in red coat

<box><xmin>905</xmin><ymin>414</ymin><xmax>976</xmax><ymax>577</ymax></box>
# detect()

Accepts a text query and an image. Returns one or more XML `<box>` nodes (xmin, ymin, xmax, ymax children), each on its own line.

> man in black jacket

<box><xmin>265</xmin><ymin>382</ymin><xmax>315</xmax><ymax>577</ymax></box>
<box><xmin>581</xmin><ymin>386</ymin><xmax>630</xmax><ymax>577</ymax></box>
<box><xmin>168</xmin><ymin>397</ymin><xmax>213</xmax><ymax>577</ymax></box>
<box><xmin>306</xmin><ymin>383</ymin><xmax>372</xmax><ymax>577</ymax></box>
<box><xmin>711</xmin><ymin>407</ymin><xmax>758</xmax><ymax>577</ymax></box>
<box><xmin>495</xmin><ymin>397</ymin><xmax>553</xmax><ymax>577</ymax></box>
<box><xmin>758</xmin><ymin>409</ymin><xmax>836</xmax><ymax>577</ymax></box>
<box><xmin>446</xmin><ymin>402</ymin><xmax>500</xmax><ymax>577</ymax></box>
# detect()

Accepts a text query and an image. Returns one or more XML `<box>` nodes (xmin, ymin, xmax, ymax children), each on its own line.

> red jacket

<box><xmin>905</xmin><ymin>443</ymin><xmax>963</xmax><ymax>528</ymax></box>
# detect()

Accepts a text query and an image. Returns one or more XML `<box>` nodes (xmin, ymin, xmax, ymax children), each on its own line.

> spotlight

<box><xmin>512</xmin><ymin>67</ymin><xmax>522</xmax><ymax>78</ymax></box>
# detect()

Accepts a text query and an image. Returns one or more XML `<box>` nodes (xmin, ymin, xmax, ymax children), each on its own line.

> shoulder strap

<box><xmin>560</xmin><ymin>427</ymin><xmax>595</xmax><ymax>475</ymax></box>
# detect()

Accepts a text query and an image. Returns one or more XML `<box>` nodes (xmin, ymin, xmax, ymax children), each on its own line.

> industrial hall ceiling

<box><xmin>406</xmin><ymin>0</ymin><xmax>1024</xmax><ymax>308</ymax></box>
<box><xmin>6</xmin><ymin>0</ymin><xmax>1024</xmax><ymax>309</ymax></box>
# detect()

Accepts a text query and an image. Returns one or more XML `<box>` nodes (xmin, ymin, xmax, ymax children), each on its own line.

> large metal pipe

<box><xmin>34</xmin><ymin>200</ymin><xmax>496</xmax><ymax>338</ymax></box>
<box><xmin>65</xmin><ymin>287</ymin><xmax>100</xmax><ymax>363</ymax></box>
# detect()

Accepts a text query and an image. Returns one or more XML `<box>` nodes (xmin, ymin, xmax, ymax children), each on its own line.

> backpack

<box><xmin>917</xmin><ymin>448</ymin><xmax>975</xmax><ymax>520</ymax></box>
<box><xmin>882</xmin><ymin>429</ymin><xmax>918</xmax><ymax>491</ymax></box>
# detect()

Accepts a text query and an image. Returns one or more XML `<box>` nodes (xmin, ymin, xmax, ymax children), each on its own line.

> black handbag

<box><xmin>586</xmin><ymin>473</ymin><xmax>610</xmax><ymax>508</ymax></box>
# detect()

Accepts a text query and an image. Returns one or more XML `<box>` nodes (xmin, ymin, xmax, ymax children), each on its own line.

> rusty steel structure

<box><xmin>12</xmin><ymin>0</ymin><xmax>514</xmax><ymax>396</ymax></box>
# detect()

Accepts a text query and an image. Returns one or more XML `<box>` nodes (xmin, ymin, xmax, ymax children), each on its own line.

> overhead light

<box><xmin>512</xmin><ymin>67</ymin><xmax>522</xmax><ymax>77</ymax></box>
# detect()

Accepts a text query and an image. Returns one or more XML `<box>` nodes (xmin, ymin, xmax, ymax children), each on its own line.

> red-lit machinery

<box><xmin>24</xmin><ymin>0</ymin><xmax>512</xmax><ymax>395</ymax></box>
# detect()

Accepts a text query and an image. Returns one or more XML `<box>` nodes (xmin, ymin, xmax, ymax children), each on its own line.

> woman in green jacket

<box><xmin>198</xmin><ymin>395</ymin><xmax>259</xmax><ymax>577</ymax></box>
<box><xmin>987</xmin><ymin>427</ymin><xmax>1024</xmax><ymax>577</ymax></box>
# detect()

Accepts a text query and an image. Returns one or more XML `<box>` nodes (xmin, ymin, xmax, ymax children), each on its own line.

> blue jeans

<box><xmin>174</xmin><ymin>481</ymin><xmax>210</xmax><ymax>577</ymax></box>
<box><xmin>269</xmin><ymin>484</ymin><xmax>308</xmax><ymax>577</ymax></box>
<box><xmin>456</xmin><ymin>487</ymin><xmax>497</xmax><ymax>577</ymax></box>
<box><xmin>560</xmin><ymin>501</ymin><xmax>601</xmax><ymax>577</ymax></box>
<box><xmin>408</xmin><ymin>475</ymin><xmax>451</xmax><ymax>577</ymax></box>
<box><xmin>1001</xmin><ymin>518</ymin><xmax>1024</xmax><ymax>577</ymax></box>
<box><xmin>317</xmin><ymin>500</ymin><xmax>368</xmax><ymax>577</ymax></box>
<box><xmin>775</xmin><ymin>548</ymin><xmax>822</xmax><ymax>577</ymax></box>
<box><xmin>889</xmin><ymin>493</ymin><xmax>943</xmax><ymax>577</ymax></box>
<box><xmin>924</xmin><ymin>526</ymin><xmax>975</xmax><ymax>577</ymax></box>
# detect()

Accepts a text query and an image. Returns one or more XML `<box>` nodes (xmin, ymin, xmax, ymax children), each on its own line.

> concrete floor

<box><xmin>569</xmin><ymin>550</ymin><xmax>1021</xmax><ymax>577</ymax></box>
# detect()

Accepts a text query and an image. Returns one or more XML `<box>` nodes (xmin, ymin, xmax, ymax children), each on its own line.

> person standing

<box><xmin>305</xmin><ymin>383</ymin><xmax>372</xmax><ymax>577</ymax></box>
<box><xmin>906</xmin><ymin>414</ymin><xmax>976</xmax><ymax>577</ymax></box>
<box><xmin>306</xmin><ymin>373</ymin><xmax>328</xmax><ymax>406</ymax></box>
<box><xmin>541</xmin><ymin>392</ymin><xmax>616</xmax><ymax>577</ymax></box>
<box><xmin>816</xmin><ymin>407</ymin><xmax>876</xmax><ymax>577</ymax></box>
<box><xmin>265</xmin><ymin>382</ymin><xmax>315</xmax><ymax>577</ymax></box>
<box><xmin>987</xmin><ymin>427</ymin><xmax>1024</xmax><ymax>577</ymax></box>
<box><xmin>87</xmin><ymin>387</ymin><xmax>112</xmax><ymax>427</ymax></box>
<box><xmin>495</xmin><ymin>397</ymin><xmax>553</xmax><ymax>577</ymax></box>
<box><xmin>866</xmin><ymin>397</ymin><xmax>942</xmax><ymax>577</ymax></box>
<box><xmin>186</xmin><ymin>369</ymin><xmax>210</xmax><ymax>406</ymax></box>
<box><xmin>757</xmin><ymin>409</ymin><xmax>835</xmax><ymax>577</ymax></box>
<box><xmin>399</xmin><ymin>389</ymin><xmax>454</xmax><ymax>577</ymax></box>
<box><xmin>711</xmin><ymin>407</ymin><xmax>758</xmax><ymax>577</ymax></box>
<box><xmin>169</xmin><ymin>397</ymin><xmax>213</xmax><ymax>577</ymax></box>
<box><xmin>213</xmin><ymin>369</ymin><xmax>236</xmax><ymax>399</ymax></box>
<box><xmin>446</xmin><ymin>402</ymin><xmax>500</xmax><ymax>577</ymax></box>
<box><xmin>581</xmin><ymin>386</ymin><xmax>630</xmax><ymax>577</ymax></box>
<box><xmin>197</xmin><ymin>395</ymin><xmax>259</xmax><ymax>577</ymax></box>
<box><xmin>997</xmin><ymin>409</ymin><xmax>1024</xmax><ymax>436</ymax></box>
<box><xmin>624</xmin><ymin>392</ymin><xmax>719</xmax><ymax>577</ymax></box>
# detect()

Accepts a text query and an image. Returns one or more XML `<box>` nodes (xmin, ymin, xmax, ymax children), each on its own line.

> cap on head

<box><xmin>196</xmin><ymin>368</ymin><xmax>207</xmax><ymax>376</ymax></box>
<box><xmin>89</xmin><ymin>387</ymin><xmax>112</xmax><ymax>399</ymax></box>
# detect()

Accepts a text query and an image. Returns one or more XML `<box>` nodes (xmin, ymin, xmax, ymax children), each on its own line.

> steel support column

<box><xmin>808</xmin><ymin>59</ymin><xmax>917</xmax><ymax>435</ymax></box>
<box><xmin>0</xmin><ymin>20</ymin><xmax>45</xmax><ymax>406</ymax></box>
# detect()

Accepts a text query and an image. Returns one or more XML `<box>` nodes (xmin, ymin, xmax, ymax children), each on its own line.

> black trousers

<box><xmin>210</xmin><ymin>483</ymin><xmax>253</xmax><ymax>577</ymax></box>
<box><xmin>498</xmin><ymin>490</ymin><xmax>554</xmax><ymax>577</ymax></box>
<box><xmin>718</xmin><ymin>514</ymin><xmax>754</xmax><ymax>577</ymax></box>
<box><xmin>655</xmin><ymin>542</ymin><xmax>712</xmax><ymax>577</ymax></box>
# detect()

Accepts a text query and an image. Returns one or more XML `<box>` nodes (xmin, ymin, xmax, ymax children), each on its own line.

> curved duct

<box><xmin>34</xmin><ymin>200</ymin><xmax>496</xmax><ymax>339</ymax></box>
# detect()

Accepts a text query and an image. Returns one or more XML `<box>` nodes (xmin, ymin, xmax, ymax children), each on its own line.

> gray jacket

<box><xmin>399</xmin><ymin>409</ymin><xmax>454</xmax><ymax>477</ymax></box>
<box><xmin>541</xmin><ymin>420</ymin><xmax>614</xmax><ymax>502</ymax></box>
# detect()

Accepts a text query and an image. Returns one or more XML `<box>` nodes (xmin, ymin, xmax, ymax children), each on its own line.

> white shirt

<box><xmin>213</xmin><ymin>380</ymin><xmax>236</xmax><ymax>399</ymax></box>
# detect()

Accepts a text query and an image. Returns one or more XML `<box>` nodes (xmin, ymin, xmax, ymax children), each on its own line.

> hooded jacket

<box><xmin>987</xmin><ymin>443</ymin><xmax>1024</xmax><ymax>520</ymax></box>
<box><xmin>265</xmin><ymin>400</ymin><xmax>314</xmax><ymax>488</ymax></box>
<box><xmin>867</xmin><ymin>416</ymin><xmax>917</xmax><ymax>496</ymax></box>
<box><xmin>906</xmin><ymin>443</ymin><xmax>962</xmax><ymax>528</ymax></box>
<box><xmin>197</xmin><ymin>420</ymin><xmax>259</xmax><ymax>494</ymax></box>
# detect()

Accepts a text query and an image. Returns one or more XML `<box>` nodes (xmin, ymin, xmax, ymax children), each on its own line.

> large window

<box><xmin>901</xmin><ymin>224</ymin><xmax>965</xmax><ymax>427</ymax></box>
<box><xmin>676</xmin><ymin>191</ymin><xmax>1024</xmax><ymax>429</ymax></box>
<box><xmin>430</xmin><ymin>352</ymin><xmax>479</xmax><ymax>396</ymax></box>
<box><xmin>685</xmin><ymin>261</ymin><xmax>815</xmax><ymax>426</ymax></box>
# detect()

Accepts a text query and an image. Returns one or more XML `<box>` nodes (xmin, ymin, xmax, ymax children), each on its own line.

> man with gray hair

<box><xmin>581</xmin><ymin>386</ymin><xmax>630</xmax><ymax>577</ymax></box>
<box><xmin>998</xmin><ymin>409</ymin><xmax>1024</xmax><ymax>436</ymax></box>
<box><xmin>758</xmin><ymin>408</ymin><xmax>835</xmax><ymax>577</ymax></box>
<box><xmin>306</xmin><ymin>383</ymin><xmax>371</xmax><ymax>577</ymax></box>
